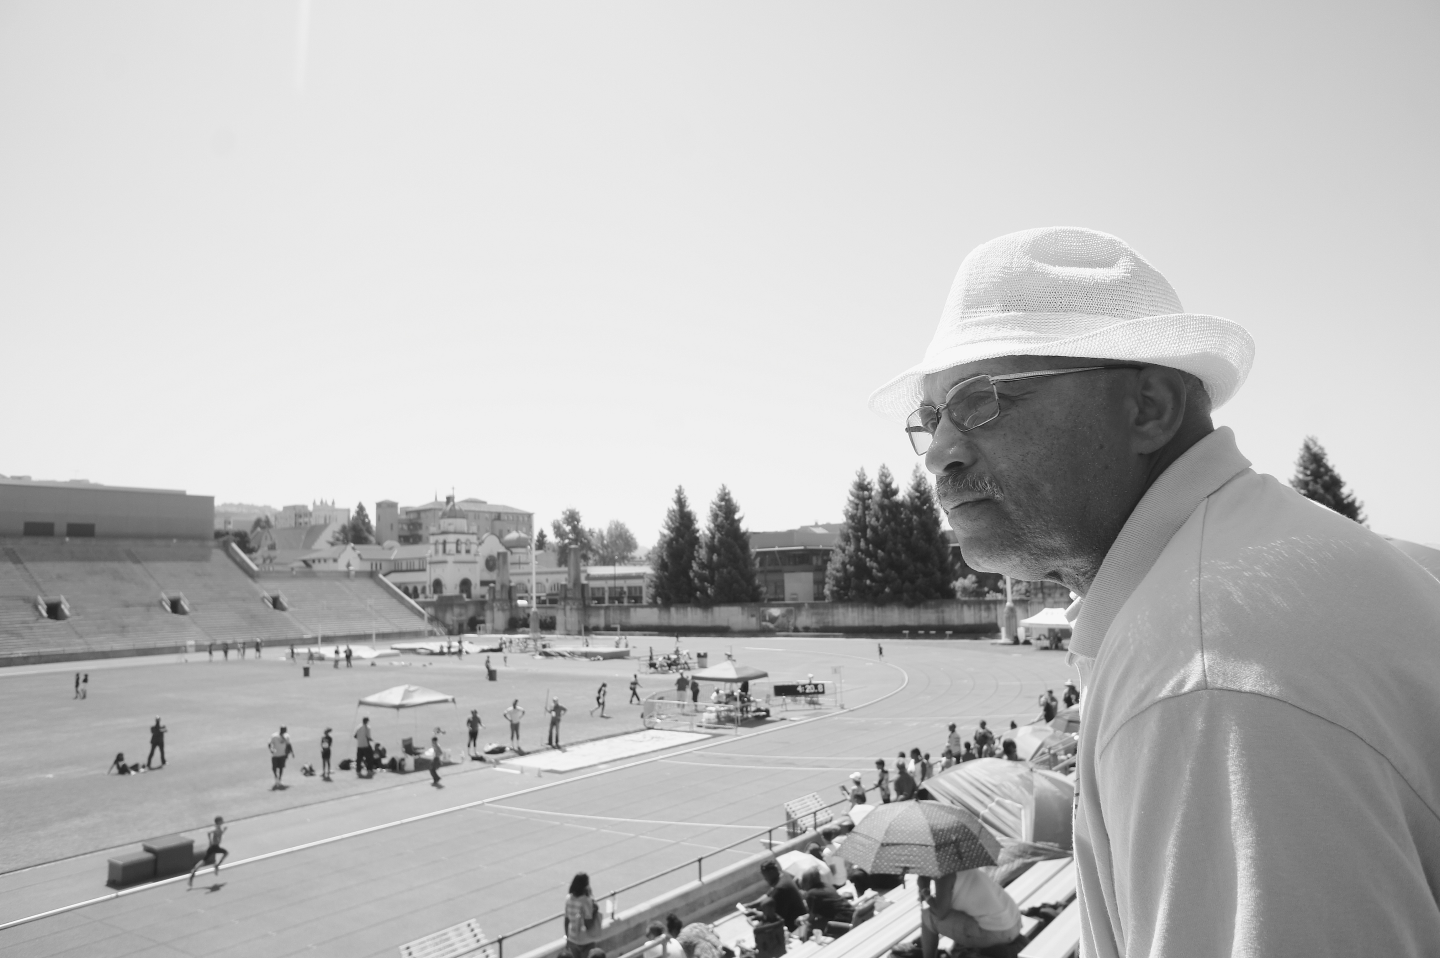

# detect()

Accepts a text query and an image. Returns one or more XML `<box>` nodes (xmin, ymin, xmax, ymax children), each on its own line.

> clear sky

<box><xmin>2</xmin><ymin>1</ymin><xmax>1437</xmax><ymax>547</ymax></box>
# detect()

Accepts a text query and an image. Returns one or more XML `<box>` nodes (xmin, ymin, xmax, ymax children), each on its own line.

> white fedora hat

<box><xmin>868</xmin><ymin>227</ymin><xmax>1255</xmax><ymax>421</ymax></box>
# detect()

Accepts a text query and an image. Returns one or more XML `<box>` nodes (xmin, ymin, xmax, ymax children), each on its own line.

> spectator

<box><xmin>1039</xmin><ymin>689</ymin><xmax>1059</xmax><ymax>722</ymax></box>
<box><xmin>874</xmin><ymin>759</ymin><xmax>891</xmax><ymax>803</ymax></box>
<box><xmin>354</xmin><ymin>716</ymin><xmax>374</xmax><ymax>777</ymax></box>
<box><xmin>690</xmin><ymin>680</ymin><xmax>701</xmax><ymax>706</ymax></box>
<box><xmin>1001</xmin><ymin>739</ymin><xmax>1021</xmax><ymax>762</ymax></box>
<box><xmin>841</xmin><ymin>771</ymin><xmax>867</xmax><ymax>806</ymax></box>
<box><xmin>819</xmin><ymin>825</ymin><xmax>849</xmax><ymax>888</ymax></box>
<box><xmin>921</xmin><ymin>752</ymin><xmax>934</xmax><ymax>781</ymax></box>
<box><xmin>564</xmin><ymin>873</ymin><xmax>603</xmax><ymax>958</ymax></box>
<box><xmin>973</xmin><ymin>720</ymin><xmax>995</xmax><ymax>757</ymax></box>
<box><xmin>1062</xmin><ymin>680</ymin><xmax>1080</xmax><ymax>709</ymax></box>
<box><xmin>641</xmin><ymin>918</ymin><xmax>682</xmax><ymax>958</ymax></box>
<box><xmin>960</xmin><ymin>741</ymin><xmax>977</xmax><ymax>763</ymax></box>
<box><xmin>939</xmin><ymin>747</ymin><xmax>956</xmax><ymax>771</ymax></box>
<box><xmin>548</xmin><ymin>699</ymin><xmax>567</xmax><ymax>749</ymax></box>
<box><xmin>894</xmin><ymin>760</ymin><xmax>917</xmax><ymax>801</ymax></box>
<box><xmin>741</xmin><ymin>860</ymin><xmax>806</xmax><ymax>930</ymax></box>
<box><xmin>909</xmin><ymin>747</ymin><xmax>926</xmax><ymax>780</ymax></box>
<box><xmin>344</xmin><ymin>645</ymin><xmax>353</xmax><ymax>668</ymax></box>
<box><xmin>797</xmin><ymin>868</ymin><xmax>855</xmax><ymax>940</ymax></box>
<box><xmin>146</xmin><ymin>717</ymin><xmax>167</xmax><ymax>769</ymax></box>
<box><xmin>917</xmin><ymin>869</ymin><xmax>1022</xmax><ymax>958</ymax></box>
<box><xmin>675</xmin><ymin>922</ymin><xmax>725</xmax><ymax>958</ymax></box>
<box><xmin>428</xmin><ymin>735</ymin><xmax>444</xmax><ymax>787</ymax></box>
<box><xmin>946</xmin><ymin>723</ymin><xmax>963</xmax><ymax>754</ymax></box>
<box><xmin>268</xmin><ymin>726</ymin><xmax>295</xmax><ymax>789</ymax></box>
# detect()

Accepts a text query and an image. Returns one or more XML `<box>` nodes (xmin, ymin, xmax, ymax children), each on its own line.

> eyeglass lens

<box><xmin>905</xmin><ymin>378</ymin><xmax>1000</xmax><ymax>454</ymax></box>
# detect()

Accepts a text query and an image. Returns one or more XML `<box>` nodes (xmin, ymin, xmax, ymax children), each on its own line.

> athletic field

<box><xmin>0</xmin><ymin>636</ymin><xmax>1074</xmax><ymax>958</ymax></box>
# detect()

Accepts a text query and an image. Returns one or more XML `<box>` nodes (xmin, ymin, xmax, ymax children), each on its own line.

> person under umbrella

<box><xmin>839</xmin><ymin>800</ymin><xmax>1020</xmax><ymax>955</ymax></box>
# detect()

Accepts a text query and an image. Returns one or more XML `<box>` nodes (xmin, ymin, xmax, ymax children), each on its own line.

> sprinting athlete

<box><xmin>188</xmin><ymin>817</ymin><xmax>228</xmax><ymax>887</ymax></box>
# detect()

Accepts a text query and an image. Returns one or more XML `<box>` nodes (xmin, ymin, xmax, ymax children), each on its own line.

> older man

<box><xmin>870</xmin><ymin>227</ymin><xmax>1440</xmax><ymax>956</ymax></box>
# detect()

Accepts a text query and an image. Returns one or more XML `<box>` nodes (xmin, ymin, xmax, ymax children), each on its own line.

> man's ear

<box><xmin>1130</xmin><ymin>366</ymin><xmax>1189</xmax><ymax>454</ymax></box>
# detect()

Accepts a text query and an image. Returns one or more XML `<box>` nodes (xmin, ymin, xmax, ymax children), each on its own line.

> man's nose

<box><xmin>924</xmin><ymin>422</ymin><xmax>974</xmax><ymax>477</ymax></box>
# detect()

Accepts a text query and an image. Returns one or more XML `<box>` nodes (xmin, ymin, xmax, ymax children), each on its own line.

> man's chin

<box><xmin>948</xmin><ymin>511</ymin><xmax>1030</xmax><ymax>578</ymax></box>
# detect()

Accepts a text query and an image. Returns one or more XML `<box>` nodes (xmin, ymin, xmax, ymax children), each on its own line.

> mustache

<box><xmin>935</xmin><ymin>470</ymin><xmax>1005</xmax><ymax>505</ymax></box>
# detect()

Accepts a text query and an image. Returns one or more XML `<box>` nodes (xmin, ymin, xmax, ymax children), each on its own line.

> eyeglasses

<box><xmin>905</xmin><ymin>365</ymin><xmax>1142</xmax><ymax>454</ymax></box>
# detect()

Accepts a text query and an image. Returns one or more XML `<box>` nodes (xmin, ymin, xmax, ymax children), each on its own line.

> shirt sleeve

<box><xmin>1090</xmin><ymin>689</ymin><xmax>1440</xmax><ymax>957</ymax></box>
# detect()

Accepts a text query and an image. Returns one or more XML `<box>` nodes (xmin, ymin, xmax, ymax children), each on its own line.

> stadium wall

<box><xmin>586</xmin><ymin>598</ymin><xmax>1054</xmax><ymax>634</ymax></box>
<box><xmin>0</xmin><ymin>480</ymin><xmax>212</xmax><ymax>540</ymax></box>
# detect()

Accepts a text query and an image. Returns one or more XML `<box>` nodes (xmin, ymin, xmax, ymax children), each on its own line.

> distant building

<box><xmin>0</xmin><ymin>475</ymin><xmax>212</xmax><ymax>541</ymax></box>
<box><xmin>586</xmin><ymin>565</ymin><xmax>652</xmax><ymax>606</ymax></box>
<box><xmin>252</xmin><ymin>523</ymin><xmax>343</xmax><ymax>567</ymax></box>
<box><xmin>310</xmin><ymin>500</ymin><xmax>350</xmax><ymax>528</ymax></box>
<box><xmin>751</xmin><ymin>524</ymin><xmax>844</xmax><ymax>602</ymax></box>
<box><xmin>384</xmin><ymin>497</ymin><xmax>532</xmax><ymax>546</ymax></box>
<box><xmin>275</xmin><ymin>504</ymin><xmax>312</xmax><ymax>528</ymax></box>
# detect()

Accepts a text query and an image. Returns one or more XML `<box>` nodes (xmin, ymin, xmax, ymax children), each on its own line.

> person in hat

<box><xmin>1062</xmin><ymin>680</ymin><xmax>1079</xmax><ymax>709</ymax></box>
<box><xmin>871</xmin><ymin>226</ymin><xmax>1440</xmax><ymax>956</ymax></box>
<box><xmin>840</xmin><ymin>771</ymin><xmax>866</xmax><ymax>806</ymax></box>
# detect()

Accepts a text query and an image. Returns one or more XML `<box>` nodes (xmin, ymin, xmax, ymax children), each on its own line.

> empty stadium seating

<box><xmin>0</xmin><ymin>538</ymin><xmax>428</xmax><ymax>662</ymax></box>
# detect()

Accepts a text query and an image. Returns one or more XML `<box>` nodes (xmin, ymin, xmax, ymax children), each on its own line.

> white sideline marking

<box><xmin>0</xmin><ymin>653</ymin><xmax>909</xmax><ymax>934</ymax></box>
<box><xmin>504</xmin><ymin>729</ymin><xmax>709</xmax><ymax>772</ymax></box>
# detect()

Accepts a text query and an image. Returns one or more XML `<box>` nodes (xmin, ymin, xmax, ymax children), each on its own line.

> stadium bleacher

<box><xmin>0</xmin><ymin>538</ymin><xmax>429</xmax><ymax>663</ymax></box>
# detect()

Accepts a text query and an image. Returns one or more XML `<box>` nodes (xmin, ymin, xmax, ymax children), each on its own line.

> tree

<box><xmin>214</xmin><ymin>529</ymin><xmax>254</xmax><ymax>554</ymax></box>
<box><xmin>551</xmin><ymin>508</ymin><xmax>592</xmax><ymax>566</ymax></box>
<box><xmin>250</xmin><ymin>515</ymin><xmax>272</xmax><ymax>534</ymax></box>
<box><xmin>346</xmin><ymin>502</ymin><xmax>375</xmax><ymax>545</ymax></box>
<box><xmin>1290</xmin><ymin>436</ymin><xmax>1366</xmax><ymax>524</ymax></box>
<box><xmin>651</xmin><ymin>486</ymin><xmax>701</xmax><ymax>606</ymax></box>
<box><xmin>825</xmin><ymin>469</ymin><xmax>876</xmax><ymax>602</ymax></box>
<box><xmin>693</xmin><ymin>486</ymin><xmax>762</xmax><ymax>606</ymax></box>
<box><xmin>590</xmin><ymin>520</ymin><xmax>639</xmax><ymax>565</ymax></box>
<box><xmin>534</xmin><ymin>528</ymin><xmax>549</xmax><ymax>551</ymax></box>
<box><xmin>866</xmin><ymin>465</ymin><xmax>910</xmax><ymax>603</ymax></box>
<box><xmin>898</xmin><ymin>465</ymin><xmax>956</xmax><ymax>604</ymax></box>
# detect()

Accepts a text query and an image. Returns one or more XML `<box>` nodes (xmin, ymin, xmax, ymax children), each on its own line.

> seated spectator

<box><xmin>917</xmin><ymin>868</ymin><xmax>1022</xmax><ymax>958</ymax></box>
<box><xmin>797</xmin><ymin>869</ymin><xmax>855</xmax><ymax>940</ymax></box>
<box><xmin>676</xmin><ymin>922</ymin><xmax>725</xmax><ymax>958</ymax></box>
<box><xmin>640</xmin><ymin>921</ymin><xmax>668</xmax><ymax>958</ymax></box>
<box><xmin>740</xmin><ymin>860</ymin><xmax>806</xmax><ymax>930</ymax></box>
<box><xmin>819</xmin><ymin>825</ymin><xmax>849</xmax><ymax>888</ymax></box>
<box><xmin>939</xmin><ymin>747</ymin><xmax>956</xmax><ymax>771</ymax></box>
<box><xmin>1001</xmin><ymin>739</ymin><xmax>1021</xmax><ymax>762</ymax></box>
<box><xmin>960</xmin><ymin>741</ymin><xmax>977</xmax><ymax>762</ymax></box>
<box><xmin>849</xmin><ymin>868</ymin><xmax>904</xmax><ymax>896</ymax></box>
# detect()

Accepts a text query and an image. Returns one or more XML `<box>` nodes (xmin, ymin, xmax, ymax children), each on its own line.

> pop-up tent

<box><xmin>358</xmin><ymin>685</ymin><xmax>456</xmax><ymax>709</ymax></box>
<box><xmin>688</xmin><ymin>660</ymin><xmax>768</xmax><ymax>683</ymax></box>
<box><xmin>1018</xmin><ymin>607</ymin><xmax>1072</xmax><ymax>631</ymax></box>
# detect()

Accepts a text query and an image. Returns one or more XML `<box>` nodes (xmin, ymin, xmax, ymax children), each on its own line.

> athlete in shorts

<box><xmin>320</xmin><ymin>728</ymin><xmax>333</xmax><ymax>780</ymax></box>
<box><xmin>466</xmin><ymin>710</ymin><xmax>482</xmax><ymax>756</ymax></box>
<box><xmin>503</xmin><ymin>699</ymin><xmax>524</xmax><ymax>748</ymax></box>
<box><xmin>268</xmin><ymin>726</ymin><xmax>294</xmax><ymax>789</ymax></box>
<box><xmin>188</xmin><ymin>817</ymin><xmax>228</xmax><ymax>887</ymax></box>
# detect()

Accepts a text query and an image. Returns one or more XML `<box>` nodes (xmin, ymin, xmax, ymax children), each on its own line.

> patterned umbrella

<box><xmin>838</xmin><ymin>800</ymin><xmax>1000</xmax><ymax>877</ymax></box>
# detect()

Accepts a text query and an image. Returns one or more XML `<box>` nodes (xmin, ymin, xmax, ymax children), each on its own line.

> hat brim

<box><xmin>868</xmin><ymin>313</ymin><xmax>1254</xmax><ymax>422</ymax></box>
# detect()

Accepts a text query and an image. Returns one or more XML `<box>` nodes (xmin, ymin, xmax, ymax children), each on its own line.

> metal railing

<box><xmin>475</xmin><ymin>795</ymin><xmax>856</xmax><ymax>958</ymax></box>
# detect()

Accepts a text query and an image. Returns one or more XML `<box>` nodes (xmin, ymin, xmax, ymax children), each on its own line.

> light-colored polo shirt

<box><xmin>948</xmin><ymin>868</ymin><xmax>1020</xmax><ymax>932</ymax></box>
<box><xmin>1069</xmin><ymin>427</ymin><xmax>1440</xmax><ymax>957</ymax></box>
<box><xmin>268</xmin><ymin>733</ymin><xmax>291</xmax><ymax>757</ymax></box>
<box><xmin>354</xmin><ymin>724</ymin><xmax>372</xmax><ymax>748</ymax></box>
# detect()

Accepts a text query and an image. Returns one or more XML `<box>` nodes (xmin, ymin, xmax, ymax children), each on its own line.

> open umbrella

<box><xmin>1049</xmin><ymin>705</ymin><xmax>1081</xmax><ymax>735</ymax></box>
<box><xmin>838</xmin><ymin>800</ymin><xmax>999</xmax><ymax>877</ymax></box>
<box><xmin>924</xmin><ymin>758</ymin><xmax>1073</xmax><ymax>849</ymax></box>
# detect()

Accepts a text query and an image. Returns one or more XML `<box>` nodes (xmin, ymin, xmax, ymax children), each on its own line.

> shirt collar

<box><xmin>1067</xmin><ymin>426</ymin><xmax>1252</xmax><ymax>661</ymax></box>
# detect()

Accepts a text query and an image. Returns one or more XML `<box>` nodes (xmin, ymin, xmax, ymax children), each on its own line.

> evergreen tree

<box><xmin>346</xmin><ymin>503</ymin><xmax>375</xmax><ymax>545</ymax></box>
<box><xmin>693</xmin><ymin>486</ymin><xmax>761</xmax><ymax>605</ymax></box>
<box><xmin>867</xmin><ymin>466</ymin><xmax>909</xmax><ymax>604</ymax></box>
<box><xmin>534</xmin><ymin>528</ymin><xmax>549</xmax><ymax>551</ymax></box>
<box><xmin>651</xmin><ymin>486</ymin><xmax>701</xmax><ymax>606</ymax></box>
<box><xmin>550</xmin><ymin>508</ymin><xmax>592</xmax><ymax>566</ymax></box>
<box><xmin>1290</xmin><ymin>436</ymin><xmax>1366</xmax><ymax>524</ymax></box>
<box><xmin>899</xmin><ymin>465</ymin><xmax>956</xmax><ymax>604</ymax></box>
<box><xmin>825</xmin><ymin>469</ymin><xmax>876</xmax><ymax>602</ymax></box>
